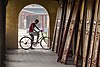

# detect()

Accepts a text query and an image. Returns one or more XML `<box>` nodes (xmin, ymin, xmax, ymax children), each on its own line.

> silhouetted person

<box><xmin>29</xmin><ymin>19</ymin><xmax>42</xmax><ymax>42</ymax></box>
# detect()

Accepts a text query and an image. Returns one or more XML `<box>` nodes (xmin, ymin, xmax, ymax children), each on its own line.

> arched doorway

<box><xmin>18</xmin><ymin>4</ymin><xmax>50</xmax><ymax>48</ymax></box>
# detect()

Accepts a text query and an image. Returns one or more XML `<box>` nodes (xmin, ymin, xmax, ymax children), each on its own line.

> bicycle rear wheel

<box><xmin>19</xmin><ymin>36</ymin><xmax>32</xmax><ymax>50</ymax></box>
<box><xmin>40</xmin><ymin>37</ymin><xmax>50</xmax><ymax>50</ymax></box>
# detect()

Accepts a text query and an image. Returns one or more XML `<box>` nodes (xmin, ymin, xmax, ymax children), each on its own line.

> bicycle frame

<box><xmin>19</xmin><ymin>31</ymin><xmax>50</xmax><ymax>50</ymax></box>
<box><xmin>32</xmin><ymin>31</ymin><xmax>46</xmax><ymax>45</ymax></box>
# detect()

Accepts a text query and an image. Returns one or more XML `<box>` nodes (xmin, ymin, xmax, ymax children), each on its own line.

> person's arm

<box><xmin>32</xmin><ymin>23</ymin><xmax>38</xmax><ymax>32</ymax></box>
<box><xmin>33</xmin><ymin>28</ymin><xmax>37</xmax><ymax>32</ymax></box>
<box><xmin>35</xmin><ymin>25</ymin><xmax>41</xmax><ymax>31</ymax></box>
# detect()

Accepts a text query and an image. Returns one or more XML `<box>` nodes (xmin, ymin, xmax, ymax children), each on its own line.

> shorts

<box><xmin>29</xmin><ymin>32</ymin><xmax>39</xmax><ymax>35</ymax></box>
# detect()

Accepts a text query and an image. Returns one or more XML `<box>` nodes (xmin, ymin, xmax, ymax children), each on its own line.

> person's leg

<box><xmin>31</xmin><ymin>34</ymin><xmax>34</xmax><ymax>41</ymax></box>
<box><xmin>36</xmin><ymin>32</ymin><xmax>39</xmax><ymax>42</ymax></box>
<box><xmin>29</xmin><ymin>33</ymin><xmax>34</xmax><ymax>41</ymax></box>
<box><xmin>29</xmin><ymin>33</ymin><xmax>35</xmax><ymax>49</ymax></box>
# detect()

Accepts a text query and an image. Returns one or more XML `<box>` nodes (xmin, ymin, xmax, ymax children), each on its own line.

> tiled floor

<box><xmin>5</xmin><ymin>49</ymin><xmax>75</xmax><ymax>67</ymax></box>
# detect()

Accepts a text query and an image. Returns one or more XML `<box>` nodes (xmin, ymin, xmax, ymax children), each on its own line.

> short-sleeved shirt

<box><xmin>29</xmin><ymin>23</ymin><xmax>35</xmax><ymax>32</ymax></box>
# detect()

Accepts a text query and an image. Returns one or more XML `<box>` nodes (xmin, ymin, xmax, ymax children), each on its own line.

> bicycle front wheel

<box><xmin>40</xmin><ymin>37</ymin><xmax>50</xmax><ymax>50</ymax></box>
<box><xmin>19</xmin><ymin>36</ymin><xmax>32</xmax><ymax>50</ymax></box>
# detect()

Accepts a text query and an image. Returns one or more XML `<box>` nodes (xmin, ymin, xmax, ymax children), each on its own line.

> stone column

<box><xmin>0</xmin><ymin>0</ymin><xmax>6</xmax><ymax>67</ymax></box>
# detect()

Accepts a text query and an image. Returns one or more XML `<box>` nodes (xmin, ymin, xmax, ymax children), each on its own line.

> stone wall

<box><xmin>6</xmin><ymin>0</ymin><xmax>59</xmax><ymax>48</ymax></box>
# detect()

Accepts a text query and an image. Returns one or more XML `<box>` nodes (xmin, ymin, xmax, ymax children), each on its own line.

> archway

<box><xmin>18</xmin><ymin>4</ymin><xmax>50</xmax><ymax>48</ymax></box>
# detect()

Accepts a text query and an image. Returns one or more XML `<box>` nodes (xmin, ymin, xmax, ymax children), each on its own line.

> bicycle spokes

<box><xmin>20</xmin><ymin>37</ymin><xmax>32</xmax><ymax>50</ymax></box>
<box><xmin>40</xmin><ymin>37</ymin><xmax>50</xmax><ymax>50</ymax></box>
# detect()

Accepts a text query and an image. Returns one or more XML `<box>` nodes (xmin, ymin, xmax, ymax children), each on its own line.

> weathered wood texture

<box><xmin>57</xmin><ymin>0</ymin><xmax>76</xmax><ymax>62</ymax></box>
<box><xmin>52</xmin><ymin>0</ymin><xmax>100</xmax><ymax>67</ymax></box>
<box><xmin>56</xmin><ymin>0</ymin><xmax>68</xmax><ymax>53</ymax></box>
<box><xmin>91</xmin><ymin>22</ymin><xmax>100</xmax><ymax>67</ymax></box>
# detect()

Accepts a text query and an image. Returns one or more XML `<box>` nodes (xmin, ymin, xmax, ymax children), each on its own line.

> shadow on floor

<box><xmin>5</xmin><ymin>48</ymin><xmax>76</xmax><ymax>67</ymax></box>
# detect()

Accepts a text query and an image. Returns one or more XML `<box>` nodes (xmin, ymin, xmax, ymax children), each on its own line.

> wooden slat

<box><xmin>74</xmin><ymin>20</ymin><xmax>82</xmax><ymax>65</ymax></box>
<box><xmin>60</xmin><ymin>20</ymin><xmax>75</xmax><ymax>63</ymax></box>
<box><xmin>87</xmin><ymin>22</ymin><xmax>97</xmax><ymax>67</ymax></box>
<box><xmin>97</xmin><ymin>33</ymin><xmax>100</xmax><ymax>67</ymax></box>
<box><xmin>91</xmin><ymin>23</ymin><xmax>100</xmax><ymax>67</ymax></box>
<box><xmin>60</xmin><ymin>0</ymin><xmax>83</xmax><ymax>63</ymax></box>
<box><xmin>82</xmin><ymin>0</ymin><xmax>96</xmax><ymax>66</ymax></box>
<box><xmin>74</xmin><ymin>0</ymin><xmax>87</xmax><ymax>66</ymax></box>
<box><xmin>57</xmin><ymin>0</ymin><xmax>68</xmax><ymax>54</ymax></box>
<box><xmin>53</xmin><ymin>8</ymin><xmax>62</xmax><ymax>52</ymax></box>
<box><xmin>57</xmin><ymin>0</ymin><xmax>76</xmax><ymax>62</ymax></box>
<box><xmin>86</xmin><ymin>0</ymin><xmax>99</xmax><ymax>66</ymax></box>
<box><xmin>56</xmin><ymin>0</ymin><xmax>68</xmax><ymax>53</ymax></box>
<box><xmin>97</xmin><ymin>2</ymin><xmax>100</xmax><ymax>67</ymax></box>
<box><xmin>82</xmin><ymin>21</ymin><xmax>91</xmax><ymax>67</ymax></box>
<box><xmin>56</xmin><ymin>0</ymin><xmax>65</xmax><ymax>53</ymax></box>
<box><xmin>52</xmin><ymin>20</ymin><xmax>58</xmax><ymax>51</ymax></box>
<box><xmin>98</xmin><ymin>33</ymin><xmax>100</xmax><ymax>67</ymax></box>
<box><xmin>87</xmin><ymin>0</ymin><xmax>100</xmax><ymax>66</ymax></box>
<box><xmin>52</xmin><ymin>8</ymin><xmax>62</xmax><ymax>52</ymax></box>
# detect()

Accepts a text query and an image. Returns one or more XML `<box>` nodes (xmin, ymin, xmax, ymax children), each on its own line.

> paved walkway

<box><xmin>5</xmin><ymin>49</ymin><xmax>75</xmax><ymax>67</ymax></box>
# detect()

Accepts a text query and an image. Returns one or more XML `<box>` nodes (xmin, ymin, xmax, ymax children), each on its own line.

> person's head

<box><xmin>35</xmin><ymin>19</ymin><xmax>39</xmax><ymax>24</ymax></box>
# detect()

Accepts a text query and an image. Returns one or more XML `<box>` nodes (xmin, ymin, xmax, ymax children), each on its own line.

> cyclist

<box><xmin>29</xmin><ymin>19</ymin><xmax>42</xmax><ymax>42</ymax></box>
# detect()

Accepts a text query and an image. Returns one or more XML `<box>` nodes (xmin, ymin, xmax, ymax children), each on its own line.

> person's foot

<box><xmin>31</xmin><ymin>48</ymin><xmax>35</xmax><ymax>49</ymax></box>
<box><xmin>30</xmin><ymin>47</ymin><xmax>35</xmax><ymax>49</ymax></box>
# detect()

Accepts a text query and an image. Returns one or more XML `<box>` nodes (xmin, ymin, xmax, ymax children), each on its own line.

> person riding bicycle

<box><xmin>29</xmin><ymin>19</ymin><xmax>42</xmax><ymax>42</ymax></box>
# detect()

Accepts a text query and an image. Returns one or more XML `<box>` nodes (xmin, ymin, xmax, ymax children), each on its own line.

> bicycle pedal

<box><xmin>34</xmin><ymin>44</ymin><xmax>37</xmax><ymax>47</ymax></box>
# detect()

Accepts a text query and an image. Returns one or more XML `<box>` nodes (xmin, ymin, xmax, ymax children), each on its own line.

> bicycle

<box><xmin>19</xmin><ymin>31</ymin><xmax>50</xmax><ymax>50</ymax></box>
